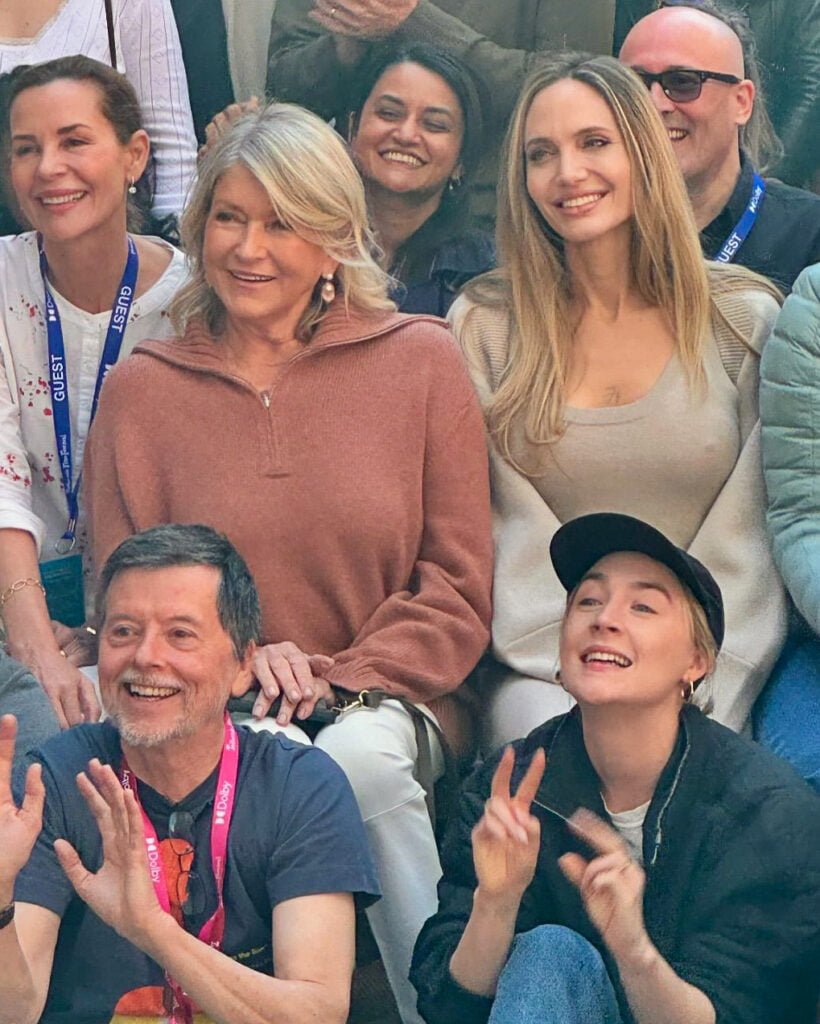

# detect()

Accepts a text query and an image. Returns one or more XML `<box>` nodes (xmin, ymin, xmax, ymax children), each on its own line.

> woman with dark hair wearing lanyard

<box><xmin>0</xmin><ymin>56</ymin><xmax>185</xmax><ymax>733</ymax></box>
<box><xmin>411</xmin><ymin>513</ymin><xmax>820</xmax><ymax>1024</ymax></box>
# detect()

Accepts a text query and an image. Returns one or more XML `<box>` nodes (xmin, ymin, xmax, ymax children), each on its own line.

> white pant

<box><xmin>483</xmin><ymin>674</ymin><xmax>575</xmax><ymax>751</ymax></box>
<box><xmin>315</xmin><ymin>700</ymin><xmax>444</xmax><ymax>1024</ymax></box>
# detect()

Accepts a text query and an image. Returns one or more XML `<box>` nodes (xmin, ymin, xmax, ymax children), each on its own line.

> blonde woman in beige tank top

<box><xmin>450</xmin><ymin>54</ymin><xmax>786</xmax><ymax>748</ymax></box>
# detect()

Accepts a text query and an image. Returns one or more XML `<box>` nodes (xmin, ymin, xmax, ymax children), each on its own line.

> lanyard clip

<box><xmin>54</xmin><ymin>520</ymin><xmax>77</xmax><ymax>555</ymax></box>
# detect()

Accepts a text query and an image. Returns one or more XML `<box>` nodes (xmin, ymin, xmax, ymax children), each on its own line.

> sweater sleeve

<box><xmin>760</xmin><ymin>265</ymin><xmax>820</xmax><ymax>635</ymax></box>
<box><xmin>449</xmin><ymin>296</ymin><xmax>568</xmax><ymax>686</ymax></box>
<box><xmin>325</xmin><ymin>334</ymin><xmax>493</xmax><ymax>702</ymax></box>
<box><xmin>688</xmin><ymin>290</ymin><xmax>788</xmax><ymax>731</ymax></box>
<box><xmin>117</xmin><ymin>0</ymin><xmax>197</xmax><ymax>218</ymax></box>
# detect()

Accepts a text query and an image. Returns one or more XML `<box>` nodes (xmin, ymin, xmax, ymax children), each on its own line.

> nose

<box><xmin>590</xmin><ymin>599</ymin><xmax>623</xmax><ymax>634</ymax></box>
<box><xmin>132</xmin><ymin>627</ymin><xmax>166</xmax><ymax>671</ymax></box>
<box><xmin>234</xmin><ymin>220</ymin><xmax>268</xmax><ymax>262</ymax></box>
<box><xmin>390</xmin><ymin>115</ymin><xmax>422</xmax><ymax>146</ymax></box>
<box><xmin>555</xmin><ymin>147</ymin><xmax>587</xmax><ymax>185</ymax></box>
<box><xmin>649</xmin><ymin>80</ymin><xmax>676</xmax><ymax>114</ymax></box>
<box><xmin>34</xmin><ymin>141</ymin><xmax>67</xmax><ymax>180</ymax></box>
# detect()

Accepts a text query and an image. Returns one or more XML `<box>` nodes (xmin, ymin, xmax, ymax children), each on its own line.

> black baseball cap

<box><xmin>549</xmin><ymin>513</ymin><xmax>724</xmax><ymax>649</ymax></box>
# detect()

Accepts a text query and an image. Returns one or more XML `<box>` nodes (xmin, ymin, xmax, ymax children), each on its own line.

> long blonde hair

<box><xmin>171</xmin><ymin>102</ymin><xmax>394</xmax><ymax>339</ymax></box>
<box><xmin>466</xmin><ymin>55</ymin><xmax>754</xmax><ymax>474</ymax></box>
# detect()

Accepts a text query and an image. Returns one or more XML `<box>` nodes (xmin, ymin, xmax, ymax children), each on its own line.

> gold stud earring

<box><xmin>320</xmin><ymin>273</ymin><xmax>336</xmax><ymax>304</ymax></box>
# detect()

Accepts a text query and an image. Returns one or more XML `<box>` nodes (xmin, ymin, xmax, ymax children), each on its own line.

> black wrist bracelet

<box><xmin>0</xmin><ymin>901</ymin><xmax>14</xmax><ymax>929</ymax></box>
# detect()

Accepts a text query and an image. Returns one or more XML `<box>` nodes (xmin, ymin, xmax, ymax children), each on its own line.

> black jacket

<box><xmin>411</xmin><ymin>706</ymin><xmax>820</xmax><ymax>1024</ymax></box>
<box><xmin>700</xmin><ymin>154</ymin><xmax>820</xmax><ymax>294</ymax></box>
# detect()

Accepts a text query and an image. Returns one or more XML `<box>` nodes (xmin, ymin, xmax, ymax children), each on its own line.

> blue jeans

<box><xmin>753</xmin><ymin>636</ymin><xmax>820</xmax><ymax>793</ymax></box>
<box><xmin>488</xmin><ymin>925</ymin><xmax>623</xmax><ymax>1024</ymax></box>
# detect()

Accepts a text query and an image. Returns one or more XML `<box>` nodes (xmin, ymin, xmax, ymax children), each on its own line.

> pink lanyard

<box><xmin>119</xmin><ymin>712</ymin><xmax>240</xmax><ymax>1024</ymax></box>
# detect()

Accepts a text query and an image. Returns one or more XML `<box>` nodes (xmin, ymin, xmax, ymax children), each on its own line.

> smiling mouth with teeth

<box><xmin>127</xmin><ymin>682</ymin><xmax>182</xmax><ymax>700</ymax></box>
<box><xmin>667</xmin><ymin>129</ymin><xmax>688</xmax><ymax>141</ymax></box>
<box><xmin>41</xmin><ymin>191</ymin><xmax>85</xmax><ymax>206</ymax></box>
<box><xmin>559</xmin><ymin>193</ymin><xmax>605</xmax><ymax>209</ymax></box>
<box><xmin>581</xmin><ymin>651</ymin><xmax>633</xmax><ymax>668</ymax></box>
<box><xmin>381</xmin><ymin>151</ymin><xmax>424</xmax><ymax>167</ymax></box>
<box><xmin>230</xmin><ymin>271</ymin><xmax>274</xmax><ymax>282</ymax></box>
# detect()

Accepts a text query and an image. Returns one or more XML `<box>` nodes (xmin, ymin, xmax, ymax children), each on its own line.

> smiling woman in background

<box><xmin>347</xmin><ymin>42</ymin><xmax>494</xmax><ymax>315</ymax></box>
<box><xmin>451</xmin><ymin>53</ymin><xmax>786</xmax><ymax>749</ymax></box>
<box><xmin>0</xmin><ymin>56</ymin><xmax>185</xmax><ymax>733</ymax></box>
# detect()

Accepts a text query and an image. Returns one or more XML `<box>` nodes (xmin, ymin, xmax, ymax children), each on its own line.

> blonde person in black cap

<box><xmin>411</xmin><ymin>512</ymin><xmax>820</xmax><ymax>1024</ymax></box>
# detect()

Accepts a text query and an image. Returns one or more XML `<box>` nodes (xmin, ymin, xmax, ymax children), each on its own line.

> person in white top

<box><xmin>0</xmin><ymin>55</ymin><xmax>186</xmax><ymax>730</ymax></box>
<box><xmin>0</xmin><ymin>0</ymin><xmax>196</xmax><ymax>218</ymax></box>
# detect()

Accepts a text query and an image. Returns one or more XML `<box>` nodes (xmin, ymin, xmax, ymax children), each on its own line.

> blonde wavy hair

<box><xmin>463</xmin><ymin>54</ymin><xmax>778</xmax><ymax>474</ymax></box>
<box><xmin>171</xmin><ymin>102</ymin><xmax>394</xmax><ymax>339</ymax></box>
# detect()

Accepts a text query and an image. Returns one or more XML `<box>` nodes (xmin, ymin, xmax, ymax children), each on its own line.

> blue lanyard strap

<box><xmin>41</xmin><ymin>236</ymin><xmax>139</xmax><ymax>551</ymax></box>
<box><xmin>713</xmin><ymin>173</ymin><xmax>766</xmax><ymax>263</ymax></box>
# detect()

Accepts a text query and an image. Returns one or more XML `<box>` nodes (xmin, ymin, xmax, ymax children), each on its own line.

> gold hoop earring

<box><xmin>320</xmin><ymin>273</ymin><xmax>336</xmax><ymax>304</ymax></box>
<box><xmin>681</xmin><ymin>680</ymin><xmax>694</xmax><ymax>703</ymax></box>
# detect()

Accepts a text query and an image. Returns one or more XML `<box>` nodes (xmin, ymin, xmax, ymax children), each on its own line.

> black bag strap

<box><xmin>104</xmin><ymin>0</ymin><xmax>117</xmax><ymax>68</ymax></box>
<box><xmin>347</xmin><ymin>690</ymin><xmax>458</xmax><ymax>837</ymax></box>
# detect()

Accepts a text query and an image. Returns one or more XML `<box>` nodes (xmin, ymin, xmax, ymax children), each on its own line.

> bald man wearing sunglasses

<box><xmin>620</xmin><ymin>0</ymin><xmax>820</xmax><ymax>294</ymax></box>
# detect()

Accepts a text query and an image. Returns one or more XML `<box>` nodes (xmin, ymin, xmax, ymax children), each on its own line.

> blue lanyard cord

<box><xmin>41</xmin><ymin>236</ymin><xmax>139</xmax><ymax>549</ymax></box>
<box><xmin>713</xmin><ymin>173</ymin><xmax>766</xmax><ymax>264</ymax></box>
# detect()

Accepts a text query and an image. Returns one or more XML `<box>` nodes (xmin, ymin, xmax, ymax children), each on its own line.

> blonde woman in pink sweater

<box><xmin>84</xmin><ymin>102</ymin><xmax>493</xmax><ymax>1024</ymax></box>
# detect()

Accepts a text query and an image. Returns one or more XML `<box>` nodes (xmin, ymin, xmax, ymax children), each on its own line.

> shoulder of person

<box><xmin>682</xmin><ymin>710</ymin><xmax>820</xmax><ymax>855</ymax></box>
<box><xmin>763</xmin><ymin>176</ymin><xmax>820</xmax><ymax>218</ymax></box>
<box><xmin>238</xmin><ymin>728</ymin><xmax>357</xmax><ymax>796</ymax></box>
<box><xmin>764</xmin><ymin>265</ymin><xmax>820</xmax><ymax>368</ymax></box>
<box><xmin>707</xmin><ymin>263</ymin><xmax>783</xmax><ymax>358</ymax></box>
<box><xmin>29</xmin><ymin>721</ymin><xmax>120</xmax><ymax>786</ymax></box>
<box><xmin>448</xmin><ymin>273</ymin><xmax>514</xmax><ymax>381</ymax></box>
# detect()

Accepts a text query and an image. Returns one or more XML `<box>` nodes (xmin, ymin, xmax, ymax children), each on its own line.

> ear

<box><xmin>684</xmin><ymin>647</ymin><xmax>711</xmax><ymax>688</ymax></box>
<box><xmin>125</xmin><ymin>128</ymin><xmax>151</xmax><ymax>184</ymax></box>
<box><xmin>734</xmin><ymin>79</ymin><xmax>755</xmax><ymax>127</ymax></box>
<box><xmin>230</xmin><ymin>640</ymin><xmax>256</xmax><ymax>698</ymax></box>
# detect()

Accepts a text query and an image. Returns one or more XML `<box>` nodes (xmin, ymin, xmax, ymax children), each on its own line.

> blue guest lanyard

<box><xmin>713</xmin><ymin>173</ymin><xmax>766</xmax><ymax>263</ymax></box>
<box><xmin>40</xmin><ymin>235</ymin><xmax>139</xmax><ymax>553</ymax></box>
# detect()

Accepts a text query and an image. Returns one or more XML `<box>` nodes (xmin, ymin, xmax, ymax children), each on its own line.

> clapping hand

<box><xmin>472</xmin><ymin>746</ymin><xmax>546</xmax><ymax>907</ymax></box>
<box><xmin>54</xmin><ymin>760</ymin><xmax>168</xmax><ymax>950</ymax></box>
<box><xmin>559</xmin><ymin>808</ymin><xmax>648</xmax><ymax>960</ymax></box>
<box><xmin>0</xmin><ymin>715</ymin><xmax>44</xmax><ymax>887</ymax></box>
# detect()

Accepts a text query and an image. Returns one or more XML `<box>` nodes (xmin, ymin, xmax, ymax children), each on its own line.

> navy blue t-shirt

<box><xmin>14</xmin><ymin>723</ymin><xmax>380</xmax><ymax>1024</ymax></box>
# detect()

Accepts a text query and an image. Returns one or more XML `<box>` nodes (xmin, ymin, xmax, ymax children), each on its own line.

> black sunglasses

<box><xmin>634</xmin><ymin>68</ymin><xmax>742</xmax><ymax>102</ymax></box>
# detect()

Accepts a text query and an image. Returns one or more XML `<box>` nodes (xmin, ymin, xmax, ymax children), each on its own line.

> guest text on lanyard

<box><xmin>119</xmin><ymin>711</ymin><xmax>239</xmax><ymax>1024</ymax></box>
<box><xmin>41</xmin><ymin>235</ymin><xmax>139</xmax><ymax>553</ymax></box>
<box><xmin>713</xmin><ymin>173</ymin><xmax>766</xmax><ymax>264</ymax></box>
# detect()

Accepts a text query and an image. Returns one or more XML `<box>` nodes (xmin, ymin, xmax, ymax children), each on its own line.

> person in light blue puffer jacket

<box><xmin>757</xmin><ymin>263</ymin><xmax>820</xmax><ymax>791</ymax></box>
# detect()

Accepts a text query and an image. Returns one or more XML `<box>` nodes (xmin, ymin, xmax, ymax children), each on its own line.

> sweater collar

<box><xmin>133</xmin><ymin>301</ymin><xmax>444</xmax><ymax>374</ymax></box>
